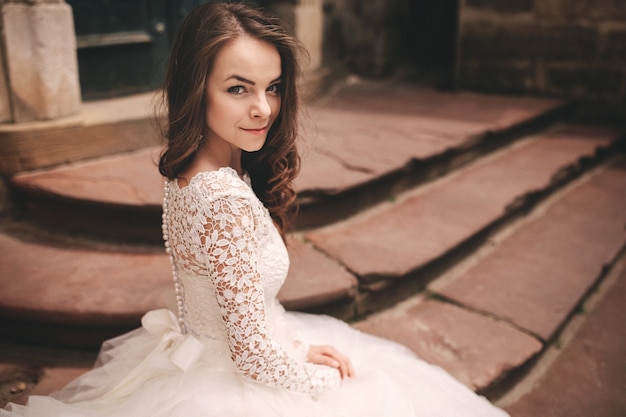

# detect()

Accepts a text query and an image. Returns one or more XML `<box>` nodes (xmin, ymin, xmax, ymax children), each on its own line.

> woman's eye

<box><xmin>227</xmin><ymin>85</ymin><xmax>246</xmax><ymax>95</ymax></box>
<box><xmin>267</xmin><ymin>84</ymin><xmax>281</xmax><ymax>94</ymax></box>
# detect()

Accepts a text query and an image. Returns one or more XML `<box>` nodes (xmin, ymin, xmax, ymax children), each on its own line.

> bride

<box><xmin>2</xmin><ymin>2</ymin><xmax>510</xmax><ymax>416</ymax></box>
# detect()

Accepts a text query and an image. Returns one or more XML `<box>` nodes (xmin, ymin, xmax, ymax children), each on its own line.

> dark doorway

<box><xmin>399</xmin><ymin>0</ymin><xmax>459</xmax><ymax>88</ymax></box>
<box><xmin>67</xmin><ymin>0</ymin><xmax>212</xmax><ymax>101</ymax></box>
<box><xmin>321</xmin><ymin>0</ymin><xmax>459</xmax><ymax>88</ymax></box>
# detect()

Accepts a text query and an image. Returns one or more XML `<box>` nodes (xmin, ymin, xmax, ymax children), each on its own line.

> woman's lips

<box><xmin>242</xmin><ymin>127</ymin><xmax>267</xmax><ymax>135</ymax></box>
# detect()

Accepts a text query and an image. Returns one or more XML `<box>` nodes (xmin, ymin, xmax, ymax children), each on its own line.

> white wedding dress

<box><xmin>2</xmin><ymin>168</ymin><xmax>510</xmax><ymax>417</ymax></box>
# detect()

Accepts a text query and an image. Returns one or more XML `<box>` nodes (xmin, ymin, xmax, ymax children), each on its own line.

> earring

<box><xmin>195</xmin><ymin>135</ymin><xmax>203</xmax><ymax>150</ymax></box>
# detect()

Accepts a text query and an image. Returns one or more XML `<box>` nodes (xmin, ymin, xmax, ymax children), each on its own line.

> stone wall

<box><xmin>321</xmin><ymin>0</ymin><xmax>459</xmax><ymax>85</ymax></box>
<box><xmin>456</xmin><ymin>0</ymin><xmax>626</xmax><ymax>105</ymax></box>
<box><xmin>322</xmin><ymin>0</ymin><xmax>413</xmax><ymax>77</ymax></box>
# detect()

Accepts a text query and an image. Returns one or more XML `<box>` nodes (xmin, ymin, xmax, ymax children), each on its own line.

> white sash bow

<box><xmin>142</xmin><ymin>309</ymin><xmax>205</xmax><ymax>371</ymax></box>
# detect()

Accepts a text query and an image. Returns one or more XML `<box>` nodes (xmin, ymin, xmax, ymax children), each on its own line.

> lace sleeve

<box><xmin>198</xmin><ymin>185</ymin><xmax>341</xmax><ymax>395</ymax></box>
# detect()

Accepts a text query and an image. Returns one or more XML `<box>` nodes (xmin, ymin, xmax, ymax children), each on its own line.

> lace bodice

<box><xmin>163</xmin><ymin>168</ymin><xmax>340</xmax><ymax>395</ymax></box>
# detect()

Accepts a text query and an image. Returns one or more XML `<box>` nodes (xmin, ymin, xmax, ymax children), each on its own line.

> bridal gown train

<box><xmin>2</xmin><ymin>168</ymin><xmax>510</xmax><ymax>417</ymax></box>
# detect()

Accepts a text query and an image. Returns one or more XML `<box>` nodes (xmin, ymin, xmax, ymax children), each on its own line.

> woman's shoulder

<box><xmin>173</xmin><ymin>167</ymin><xmax>256</xmax><ymax>202</ymax></box>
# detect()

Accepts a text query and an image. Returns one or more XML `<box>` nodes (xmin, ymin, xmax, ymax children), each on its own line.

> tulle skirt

<box><xmin>2</xmin><ymin>310</ymin><xmax>509</xmax><ymax>417</ymax></box>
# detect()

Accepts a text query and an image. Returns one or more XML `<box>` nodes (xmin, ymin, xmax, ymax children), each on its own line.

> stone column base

<box><xmin>1</xmin><ymin>2</ymin><xmax>81</xmax><ymax>123</ymax></box>
<box><xmin>270</xmin><ymin>0</ymin><xmax>326</xmax><ymax>99</ymax></box>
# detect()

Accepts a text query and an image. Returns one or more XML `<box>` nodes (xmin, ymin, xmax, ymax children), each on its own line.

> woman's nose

<box><xmin>250</xmin><ymin>93</ymin><xmax>272</xmax><ymax>119</ymax></box>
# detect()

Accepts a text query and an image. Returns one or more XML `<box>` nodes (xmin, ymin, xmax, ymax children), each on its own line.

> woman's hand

<box><xmin>307</xmin><ymin>345</ymin><xmax>355</xmax><ymax>379</ymax></box>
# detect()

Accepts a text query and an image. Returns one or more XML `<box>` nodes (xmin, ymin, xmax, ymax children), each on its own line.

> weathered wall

<box><xmin>322</xmin><ymin>0</ymin><xmax>412</xmax><ymax>77</ymax></box>
<box><xmin>456</xmin><ymin>0</ymin><xmax>626</xmax><ymax>105</ymax></box>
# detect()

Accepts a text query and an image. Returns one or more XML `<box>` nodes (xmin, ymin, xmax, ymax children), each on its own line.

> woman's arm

<box><xmin>200</xmin><ymin>190</ymin><xmax>342</xmax><ymax>395</ymax></box>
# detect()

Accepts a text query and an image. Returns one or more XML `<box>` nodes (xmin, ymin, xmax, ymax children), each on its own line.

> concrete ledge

<box><xmin>0</xmin><ymin>92</ymin><xmax>161</xmax><ymax>174</ymax></box>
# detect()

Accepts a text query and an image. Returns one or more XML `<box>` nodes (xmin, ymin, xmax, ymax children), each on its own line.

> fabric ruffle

<box><xmin>2</xmin><ymin>310</ymin><xmax>509</xmax><ymax>417</ymax></box>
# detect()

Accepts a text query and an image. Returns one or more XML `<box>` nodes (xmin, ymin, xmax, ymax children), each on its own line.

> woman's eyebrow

<box><xmin>224</xmin><ymin>75</ymin><xmax>255</xmax><ymax>85</ymax></box>
<box><xmin>223</xmin><ymin>75</ymin><xmax>282</xmax><ymax>85</ymax></box>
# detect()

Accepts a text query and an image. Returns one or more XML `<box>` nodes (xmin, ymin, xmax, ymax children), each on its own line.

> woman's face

<box><xmin>204</xmin><ymin>36</ymin><xmax>282</xmax><ymax>154</ymax></box>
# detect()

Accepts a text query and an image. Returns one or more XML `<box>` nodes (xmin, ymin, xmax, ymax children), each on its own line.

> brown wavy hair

<box><xmin>158</xmin><ymin>1</ymin><xmax>304</xmax><ymax>237</ymax></box>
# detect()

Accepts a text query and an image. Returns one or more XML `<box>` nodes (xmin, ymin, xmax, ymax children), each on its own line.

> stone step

<box><xmin>431</xmin><ymin>158</ymin><xmax>626</xmax><ymax>342</ymax></box>
<box><xmin>9</xmin><ymin>82</ymin><xmax>566</xmax><ymax>242</ymax></box>
<box><xmin>499</xmin><ymin>253</ymin><xmax>626</xmax><ymax>416</ymax></box>
<box><xmin>305</xmin><ymin>124</ymin><xmax>621</xmax><ymax>315</ymax></box>
<box><xmin>353</xmin><ymin>157</ymin><xmax>626</xmax><ymax>394</ymax></box>
<box><xmin>0</xmin><ymin>79</ymin><xmax>619</xmax><ymax>404</ymax></box>
<box><xmin>0</xmin><ymin>346</ymin><xmax>95</xmax><ymax>408</ymax></box>
<box><xmin>1</xmin><ymin>83</ymin><xmax>566</xmax><ymax>348</ymax></box>
<box><xmin>0</xmin><ymin>123</ymin><xmax>619</xmax><ymax>350</ymax></box>
<box><xmin>0</xmin><ymin>230</ymin><xmax>356</xmax><ymax>348</ymax></box>
<box><xmin>5</xmin><ymin>158</ymin><xmax>624</xmax><ymax>406</ymax></box>
<box><xmin>0</xmin><ymin>92</ymin><xmax>159</xmax><ymax>175</ymax></box>
<box><xmin>0</xmin><ymin>230</ymin><xmax>171</xmax><ymax>347</ymax></box>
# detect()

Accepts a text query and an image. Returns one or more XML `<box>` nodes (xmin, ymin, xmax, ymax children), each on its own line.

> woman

<box><xmin>2</xmin><ymin>2</ymin><xmax>510</xmax><ymax>416</ymax></box>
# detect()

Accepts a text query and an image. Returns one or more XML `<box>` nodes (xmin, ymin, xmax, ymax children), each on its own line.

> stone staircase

<box><xmin>1</xmin><ymin>80</ymin><xmax>625</xmax><ymax>407</ymax></box>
